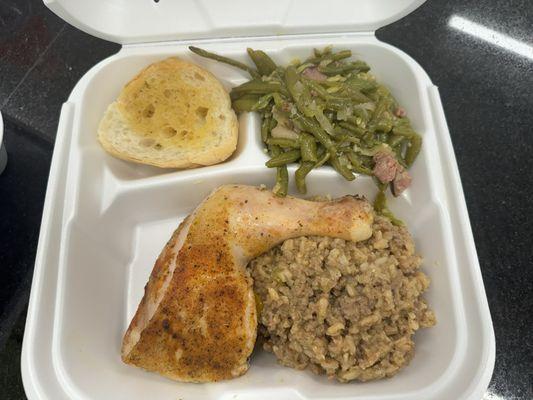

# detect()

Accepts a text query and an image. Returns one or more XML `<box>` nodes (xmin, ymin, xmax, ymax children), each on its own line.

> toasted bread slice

<box><xmin>97</xmin><ymin>57</ymin><xmax>238</xmax><ymax>169</ymax></box>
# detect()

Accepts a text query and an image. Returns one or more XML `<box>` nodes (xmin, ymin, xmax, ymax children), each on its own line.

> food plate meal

<box><xmin>111</xmin><ymin>47</ymin><xmax>435</xmax><ymax>384</ymax></box>
<box><xmin>22</xmin><ymin>1</ymin><xmax>495</xmax><ymax>400</ymax></box>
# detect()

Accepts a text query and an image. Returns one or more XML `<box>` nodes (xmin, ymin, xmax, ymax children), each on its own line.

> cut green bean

<box><xmin>388</xmin><ymin>134</ymin><xmax>405</xmax><ymax>148</ymax></box>
<box><xmin>284</xmin><ymin>66</ymin><xmax>315</xmax><ymax>118</ymax></box>
<box><xmin>251</xmin><ymin>93</ymin><xmax>274</xmax><ymax>111</ymax></box>
<box><xmin>269</xmin><ymin>144</ymin><xmax>281</xmax><ymax>158</ymax></box>
<box><xmin>374</xmin><ymin>190</ymin><xmax>403</xmax><ymax>226</ymax></box>
<box><xmin>273</xmin><ymin>166</ymin><xmax>289</xmax><ymax>196</ymax></box>
<box><xmin>329</xmin><ymin>49</ymin><xmax>353</xmax><ymax>61</ymax></box>
<box><xmin>334</xmin><ymin>135</ymin><xmax>360</xmax><ymax>145</ymax></box>
<box><xmin>314</xmin><ymin>152</ymin><xmax>330</xmax><ymax>168</ymax></box>
<box><xmin>266</xmin><ymin>138</ymin><xmax>300</xmax><ymax>148</ymax></box>
<box><xmin>329</xmin><ymin>154</ymin><xmax>355</xmax><ymax>181</ymax></box>
<box><xmin>345</xmin><ymin>76</ymin><xmax>378</xmax><ymax>93</ymax></box>
<box><xmin>189</xmin><ymin>46</ymin><xmax>260</xmax><ymax>79</ymax></box>
<box><xmin>347</xmin><ymin>151</ymin><xmax>373</xmax><ymax>175</ymax></box>
<box><xmin>338</xmin><ymin>121</ymin><xmax>366</xmax><ymax>136</ymax></box>
<box><xmin>318</xmin><ymin>61</ymin><xmax>370</xmax><ymax>76</ymax></box>
<box><xmin>292</xmin><ymin>112</ymin><xmax>336</xmax><ymax>154</ymax></box>
<box><xmin>295</xmin><ymin>161</ymin><xmax>315</xmax><ymax>193</ymax></box>
<box><xmin>265</xmin><ymin>149</ymin><xmax>301</xmax><ymax>167</ymax></box>
<box><xmin>306</xmin><ymin>49</ymin><xmax>352</xmax><ymax>64</ymax></box>
<box><xmin>247</xmin><ymin>48</ymin><xmax>277</xmax><ymax>76</ymax></box>
<box><xmin>261</xmin><ymin>116</ymin><xmax>273</xmax><ymax>143</ymax></box>
<box><xmin>299</xmin><ymin>133</ymin><xmax>318</xmax><ymax>162</ymax></box>
<box><xmin>302</xmin><ymin>78</ymin><xmax>330</xmax><ymax>99</ymax></box>
<box><xmin>231</xmin><ymin>80</ymin><xmax>287</xmax><ymax>99</ymax></box>
<box><xmin>405</xmin><ymin>135</ymin><xmax>422</xmax><ymax>167</ymax></box>
<box><xmin>232</xmin><ymin>95</ymin><xmax>260</xmax><ymax>113</ymax></box>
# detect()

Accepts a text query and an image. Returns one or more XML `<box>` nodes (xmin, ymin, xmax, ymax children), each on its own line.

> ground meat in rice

<box><xmin>249</xmin><ymin>216</ymin><xmax>436</xmax><ymax>382</ymax></box>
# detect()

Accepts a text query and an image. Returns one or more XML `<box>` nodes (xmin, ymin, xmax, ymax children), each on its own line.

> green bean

<box><xmin>347</xmin><ymin>110</ymin><xmax>371</xmax><ymax>126</ymax></box>
<box><xmin>333</xmin><ymin>126</ymin><xmax>354</xmax><ymax>137</ymax></box>
<box><xmin>392</xmin><ymin>120</ymin><xmax>418</xmax><ymax>139</ymax></box>
<box><xmin>189</xmin><ymin>46</ymin><xmax>260</xmax><ymax>79</ymax></box>
<box><xmin>261</xmin><ymin>116</ymin><xmax>273</xmax><ymax>143</ymax></box>
<box><xmin>324</xmin><ymin>99</ymin><xmax>345</xmax><ymax>112</ymax></box>
<box><xmin>314</xmin><ymin>152</ymin><xmax>330</xmax><ymax>168</ymax></box>
<box><xmin>266</xmin><ymin>138</ymin><xmax>300</xmax><ymax>148</ymax></box>
<box><xmin>347</xmin><ymin>151</ymin><xmax>373</xmax><ymax>175</ymax></box>
<box><xmin>388</xmin><ymin>134</ymin><xmax>405</xmax><ymax>148</ymax></box>
<box><xmin>265</xmin><ymin>149</ymin><xmax>301</xmax><ymax>167</ymax></box>
<box><xmin>306</xmin><ymin>49</ymin><xmax>352</xmax><ymax>64</ymax></box>
<box><xmin>371</xmin><ymin>96</ymin><xmax>394</xmax><ymax>124</ymax></box>
<box><xmin>328</xmin><ymin>49</ymin><xmax>353</xmax><ymax>62</ymax></box>
<box><xmin>345</xmin><ymin>77</ymin><xmax>378</xmax><ymax>93</ymax></box>
<box><xmin>338</xmin><ymin>121</ymin><xmax>366</xmax><ymax>136</ymax></box>
<box><xmin>318</xmin><ymin>61</ymin><xmax>370</xmax><ymax>76</ymax></box>
<box><xmin>333</xmin><ymin>134</ymin><xmax>360</xmax><ymax>144</ymax></box>
<box><xmin>273</xmin><ymin>166</ymin><xmax>289</xmax><ymax>197</ymax></box>
<box><xmin>373</xmin><ymin>190</ymin><xmax>403</xmax><ymax>226</ymax></box>
<box><xmin>269</xmin><ymin>144</ymin><xmax>281</xmax><ymax>158</ymax></box>
<box><xmin>285</xmin><ymin>66</ymin><xmax>315</xmax><ymax>118</ymax></box>
<box><xmin>405</xmin><ymin>135</ymin><xmax>422</xmax><ymax>167</ymax></box>
<box><xmin>231</xmin><ymin>80</ymin><xmax>288</xmax><ymax>100</ymax></box>
<box><xmin>272</xmin><ymin>92</ymin><xmax>285</xmax><ymax>107</ymax></box>
<box><xmin>295</xmin><ymin>161</ymin><xmax>315</xmax><ymax>193</ymax></box>
<box><xmin>296</xmin><ymin>62</ymin><xmax>314</xmax><ymax>73</ymax></box>
<box><xmin>291</xmin><ymin>112</ymin><xmax>336</xmax><ymax>154</ymax></box>
<box><xmin>299</xmin><ymin>133</ymin><xmax>318</xmax><ymax>162</ymax></box>
<box><xmin>373</xmin><ymin>186</ymin><xmax>387</xmax><ymax>211</ymax></box>
<box><xmin>285</xmin><ymin>68</ymin><xmax>314</xmax><ymax>101</ymax></box>
<box><xmin>337</xmin><ymin>87</ymin><xmax>372</xmax><ymax>104</ymax></box>
<box><xmin>232</xmin><ymin>95</ymin><xmax>260</xmax><ymax>113</ymax></box>
<box><xmin>251</xmin><ymin>93</ymin><xmax>274</xmax><ymax>111</ymax></box>
<box><xmin>247</xmin><ymin>48</ymin><xmax>277</xmax><ymax>76</ymax></box>
<box><xmin>329</xmin><ymin>154</ymin><xmax>355</xmax><ymax>181</ymax></box>
<box><xmin>302</xmin><ymin>78</ymin><xmax>330</xmax><ymax>99</ymax></box>
<box><xmin>326</xmin><ymin>95</ymin><xmax>369</xmax><ymax>112</ymax></box>
<box><xmin>394</xmin><ymin>144</ymin><xmax>408</xmax><ymax>169</ymax></box>
<box><xmin>284</xmin><ymin>66</ymin><xmax>300</xmax><ymax>99</ymax></box>
<box><xmin>313</xmin><ymin>46</ymin><xmax>332</xmax><ymax>58</ymax></box>
<box><xmin>372</xmin><ymin>116</ymin><xmax>393</xmax><ymax>133</ymax></box>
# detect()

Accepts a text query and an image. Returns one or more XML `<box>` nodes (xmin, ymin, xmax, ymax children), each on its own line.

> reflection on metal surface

<box><xmin>449</xmin><ymin>15</ymin><xmax>533</xmax><ymax>61</ymax></box>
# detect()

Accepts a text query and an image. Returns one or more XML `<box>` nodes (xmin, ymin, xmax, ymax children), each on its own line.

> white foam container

<box><xmin>22</xmin><ymin>1</ymin><xmax>495</xmax><ymax>399</ymax></box>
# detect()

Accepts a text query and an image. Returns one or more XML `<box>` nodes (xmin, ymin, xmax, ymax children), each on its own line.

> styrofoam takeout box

<box><xmin>22</xmin><ymin>1</ymin><xmax>495</xmax><ymax>399</ymax></box>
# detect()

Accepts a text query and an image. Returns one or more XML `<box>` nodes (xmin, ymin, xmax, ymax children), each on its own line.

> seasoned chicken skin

<box><xmin>121</xmin><ymin>185</ymin><xmax>373</xmax><ymax>382</ymax></box>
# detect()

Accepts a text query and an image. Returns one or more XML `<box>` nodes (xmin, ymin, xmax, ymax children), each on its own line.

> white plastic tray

<box><xmin>22</xmin><ymin>33</ymin><xmax>495</xmax><ymax>400</ymax></box>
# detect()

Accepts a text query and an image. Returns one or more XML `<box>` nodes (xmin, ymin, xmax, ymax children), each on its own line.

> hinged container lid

<box><xmin>44</xmin><ymin>0</ymin><xmax>426</xmax><ymax>45</ymax></box>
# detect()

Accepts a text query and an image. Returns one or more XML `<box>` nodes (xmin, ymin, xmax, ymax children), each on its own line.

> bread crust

<box><xmin>97</xmin><ymin>57</ymin><xmax>238</xmax><ymax>169</ymax></box>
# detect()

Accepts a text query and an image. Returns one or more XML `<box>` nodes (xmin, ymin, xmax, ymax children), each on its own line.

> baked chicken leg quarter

<box><xmin>122</xmin><ymin>185</ymin><xmax>374</xmax><ymax>382</ymax></box>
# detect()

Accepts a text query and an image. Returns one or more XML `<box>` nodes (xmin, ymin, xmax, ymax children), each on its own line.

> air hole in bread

<box><xmin>164</xmin><ymin>89</ymin><xmax>172</xmax><ymax>98</ymax></box>
<box><xmin>180</xmin><ymin>130</ymin><xmax>189</xmax><ymax>137</ymax></box>
<box><xmin>140</xmin><ymin>138</ymin><xmax>155</xmax><ymax>147</ymax></box>
<box><xmin>219</xmin><ymin>114</ymin><xmax>226</xmax><ymax>120</ymax></box>
<box><xmin>195</xmin><ymin>106</ymin><xmax>209</xmax><ymax>123</ymax></box>
<box><xmin>162</xmin><ymin>126</ymin><xmax>177</xmax><ymax>138</ymax></box>
<box><xmin>143</xmin><ymin>104</ymin><xmax>155</xmax><ymax>118</ymax></box>
<box><xmin>194</xmin><ymin>72</ymin><xmax>205</xmax><ymax>81</ymax></box>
